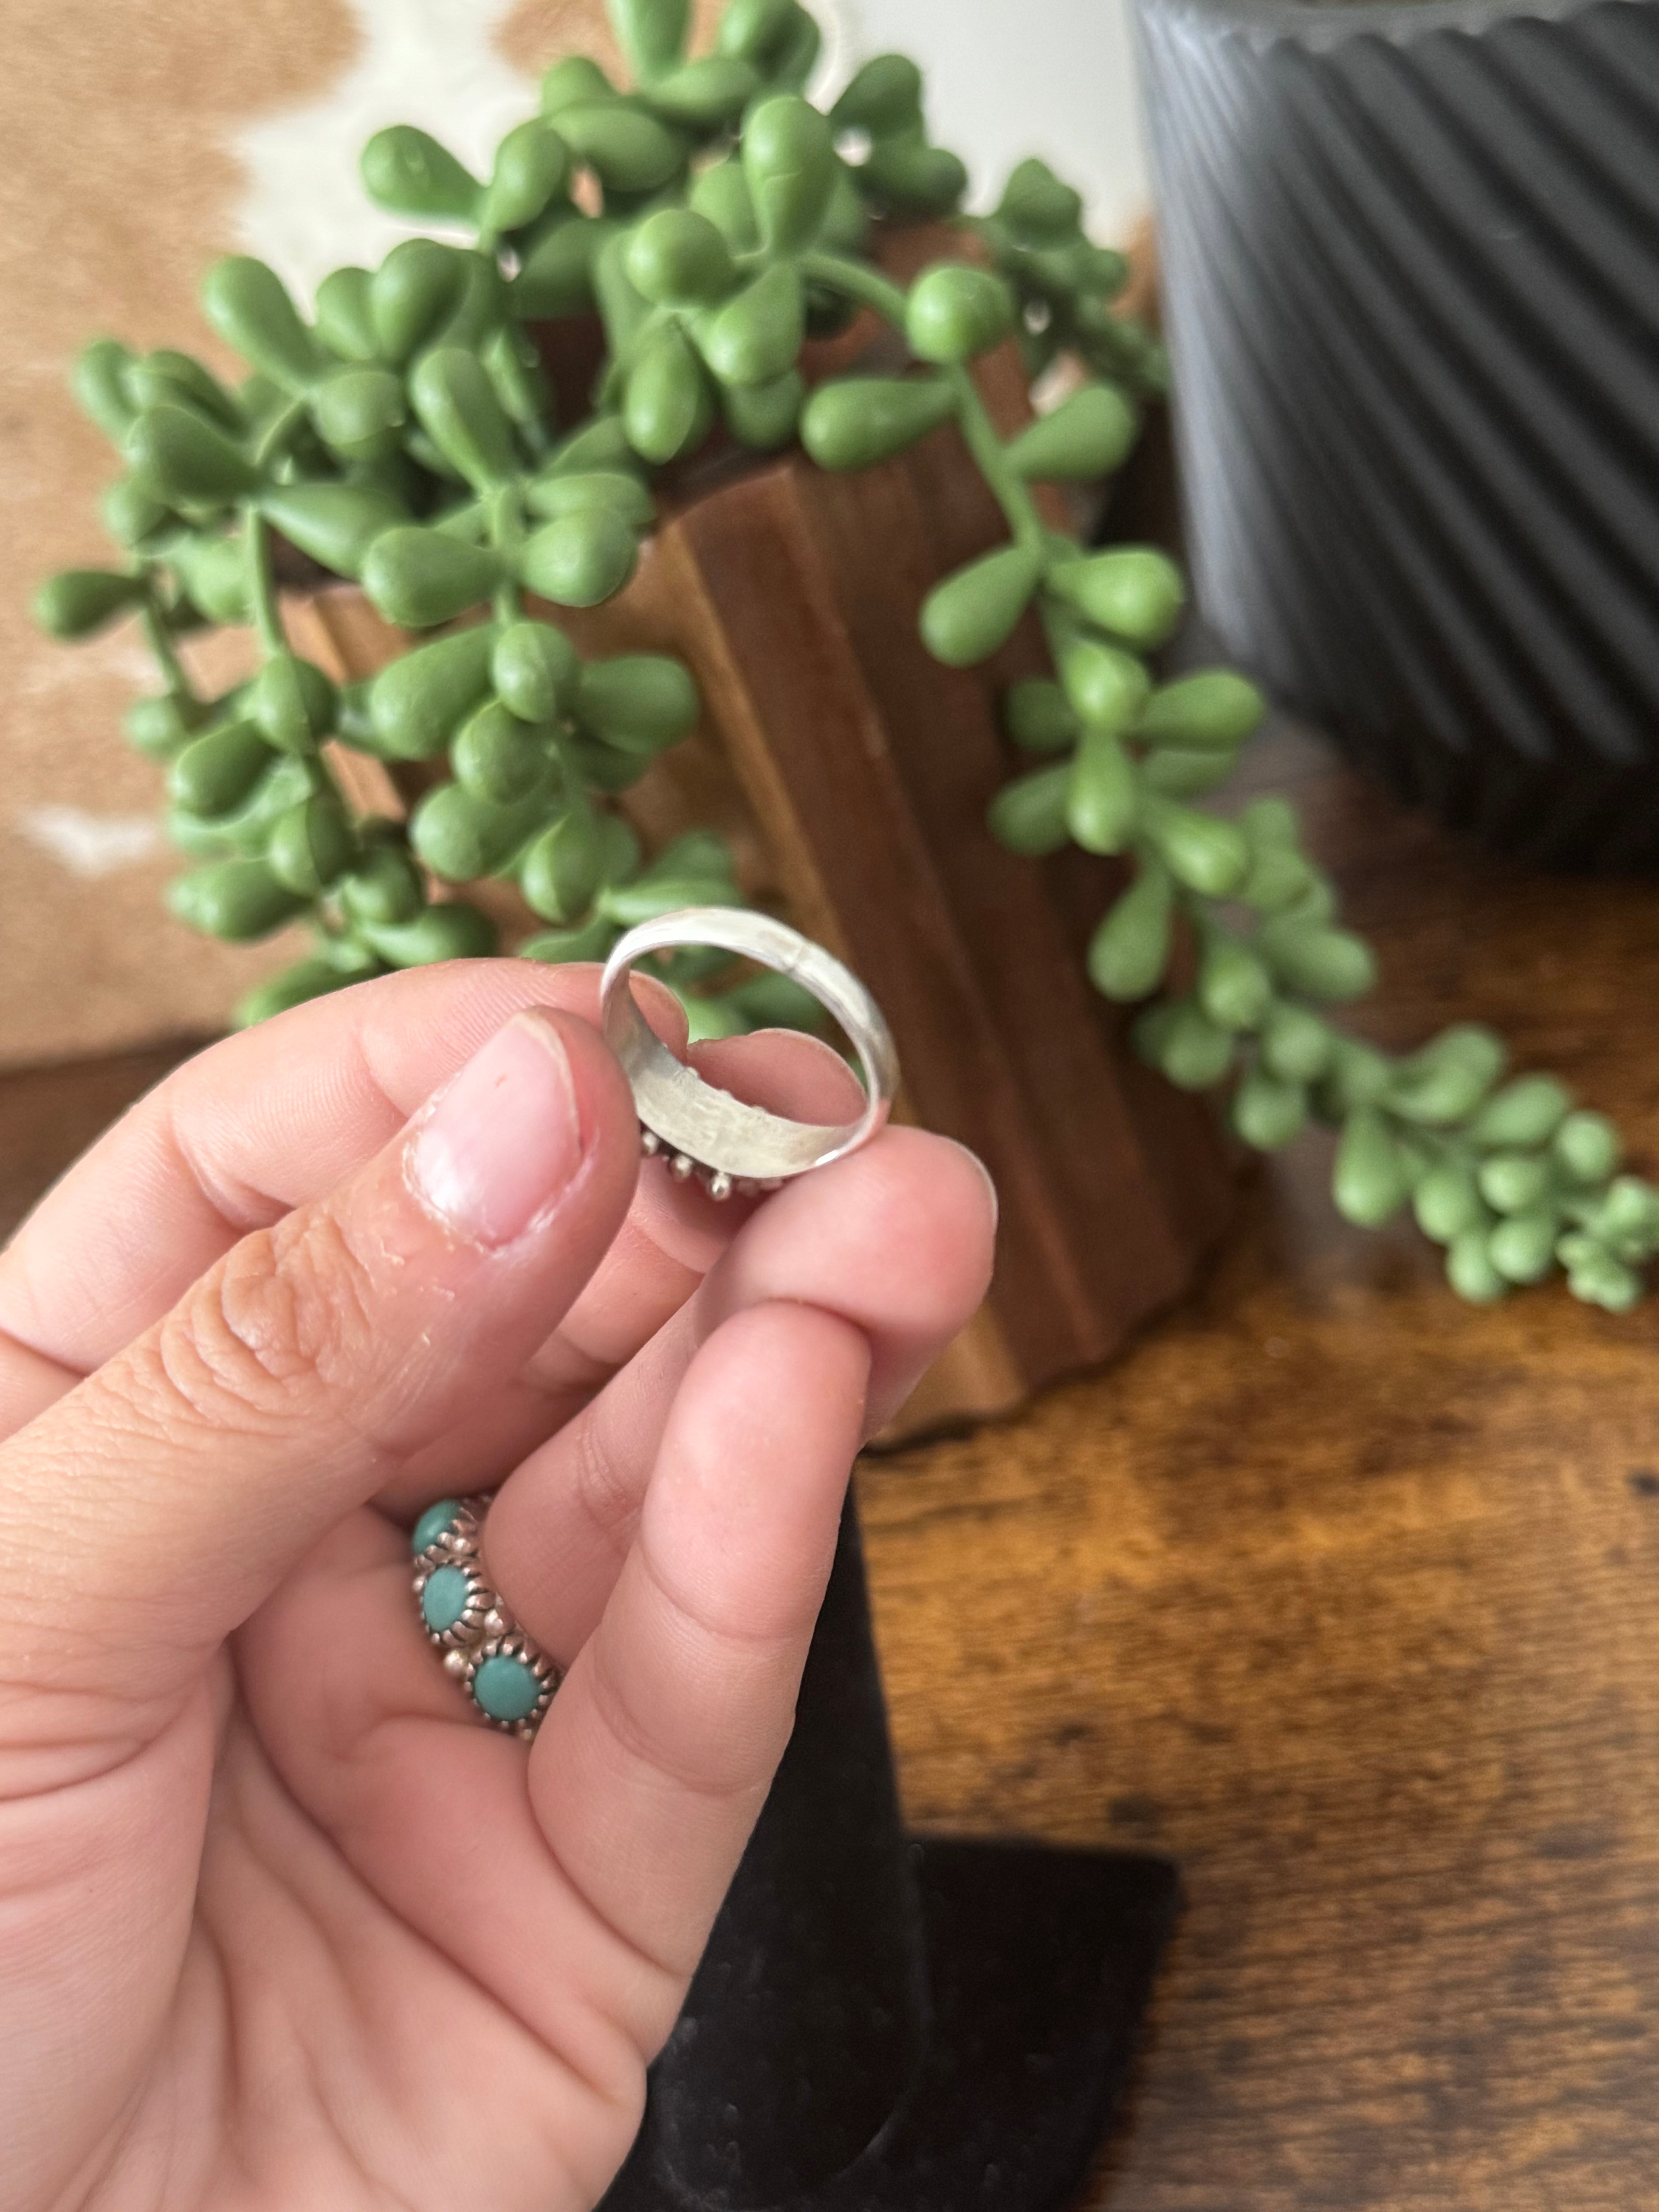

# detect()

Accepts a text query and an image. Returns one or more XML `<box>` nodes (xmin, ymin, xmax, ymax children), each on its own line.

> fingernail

<box><xmin>408</xmin><ymin>1013</ymin><xmax>586</xmax><ymax>1248</ymax></box>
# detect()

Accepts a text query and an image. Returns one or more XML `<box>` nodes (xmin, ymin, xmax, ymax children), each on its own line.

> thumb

<box><xmin>0</xmin><ymin>1008</ymin><xmax>638</xmax><ymax>1719</ymax></box>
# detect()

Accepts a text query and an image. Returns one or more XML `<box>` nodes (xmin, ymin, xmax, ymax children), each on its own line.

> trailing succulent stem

<box><xmin>36</xmin><ymin>0</ymin><xmax>1658</xmax><ymax>1309</ymax></box>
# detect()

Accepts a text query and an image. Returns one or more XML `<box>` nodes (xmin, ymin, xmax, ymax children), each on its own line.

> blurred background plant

<box><xmin>34</xmin><ymin>0</ymin><xmax>1659</xmax><ymax>1311</ymax></box>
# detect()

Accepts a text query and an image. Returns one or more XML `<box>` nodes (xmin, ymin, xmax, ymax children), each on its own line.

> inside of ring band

<box><xmin>606</xmin><ymin>974</ymin><xmax>876</xmax><ymax>1182</ymax></box>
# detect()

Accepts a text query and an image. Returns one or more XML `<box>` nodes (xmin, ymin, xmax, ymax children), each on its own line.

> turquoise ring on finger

<box><xmin>410</xmin><ymin>1495</ymin><xmax>561</xmax><ymax>1741</ymax></box>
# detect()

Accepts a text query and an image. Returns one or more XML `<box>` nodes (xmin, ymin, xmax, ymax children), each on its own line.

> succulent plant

<box><xmin>36</xmin><ymin>0</ymin><xmax>1659</xmax><ymax>1310</ymax></box>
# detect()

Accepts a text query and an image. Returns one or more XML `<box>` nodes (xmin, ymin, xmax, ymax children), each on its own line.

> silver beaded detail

<box><xmin>639</xmin><ymin>1123</ymin><xmax>780</xmax><ymax>1202</ymax></box>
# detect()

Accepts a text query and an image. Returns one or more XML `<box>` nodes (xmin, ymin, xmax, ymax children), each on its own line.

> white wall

<box><xmin>836</xmin><ymin>0</ymin><xmax>1149</xmax><ymax>237</ymax></box>
<box><xmin>232</xmin><ymin>0</ymin><xmax>1151</xmax><ymax>298</ymax></box>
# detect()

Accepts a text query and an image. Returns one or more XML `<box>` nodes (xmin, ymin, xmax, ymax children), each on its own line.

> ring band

<box><xmin>411</xmin><ymin>1496</ymin><xmax>559</xmax><ymax>1739</ymax></box>
<box><xmin>598</xmin><ymin>908</ymin><xmax>900</xmax><ymax>1198</ymax></box>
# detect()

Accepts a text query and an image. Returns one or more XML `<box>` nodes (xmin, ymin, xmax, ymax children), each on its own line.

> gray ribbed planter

<box><xmin>1136</xmin><ymin>0</ymin><xmax>1659</xmax><ymax>868</ymax></box>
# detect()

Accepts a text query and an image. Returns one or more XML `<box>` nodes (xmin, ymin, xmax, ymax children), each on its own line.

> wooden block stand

<box><xmin>293</xmin><ymin>328</ymin><xmax>1233</xmax><ymax>1438</ymax></box>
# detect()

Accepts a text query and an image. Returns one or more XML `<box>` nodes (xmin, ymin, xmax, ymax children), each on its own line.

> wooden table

<box><xmin>5</xmin><ymin>723</ymin><xmax>1657</xmax><ymax>2209</ymax></box>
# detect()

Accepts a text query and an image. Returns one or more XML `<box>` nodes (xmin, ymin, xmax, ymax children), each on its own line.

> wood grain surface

<box><xmin>5</xmin><ymin>721</ymin><xmax>1658</xmax><ymax>2207</ymax></box>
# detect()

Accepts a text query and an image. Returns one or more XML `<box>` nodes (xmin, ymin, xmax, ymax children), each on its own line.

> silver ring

<box><xmin>411</xmin><ymin>1495</ymin><xmax>560</xmax><ymax>1740</ymax></box>
<box><xmin>599</xmin><ymin>908</ymin><xmax>899</xmax><ymax>1199</ymax></box>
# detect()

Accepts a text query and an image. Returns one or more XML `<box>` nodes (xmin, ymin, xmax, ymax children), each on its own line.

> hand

<box><xmin>0</xmin><ymin>961</ymin><xmax>994</xmax><ymax>2212</ymax></box>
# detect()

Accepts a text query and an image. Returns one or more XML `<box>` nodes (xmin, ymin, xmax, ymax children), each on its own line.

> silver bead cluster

<box><xmin>410</xmin><ymin>1494</ymin><xmax>560</xmax><ymax>1740</ymax></box>
<box><xmin>639</xmin><ymin>1125</ymin><xmax>781</xmax><ymax>1203</ymax></box>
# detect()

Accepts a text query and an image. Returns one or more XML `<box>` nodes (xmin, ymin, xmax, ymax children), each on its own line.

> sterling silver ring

<box><xmin>599</xmin><ymin>908</ymin><xmax>899</xmax><ymax>1200</ymax></box>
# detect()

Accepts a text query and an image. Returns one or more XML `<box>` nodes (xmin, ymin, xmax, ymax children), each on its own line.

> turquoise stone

<box><xmin>411</xmin><ymin>1498</ymin><xmax>461</xmax><ymax>1557</ymax></box>
<box><xmin>420</xmin><ymin>1563</ymin><xmax>471</xmax><ymax>1635</ymax></box>
<box><xmin>473</xmin><ymin>1652</ymin><xmax>540</xmax><ymax>1723</ymax></box>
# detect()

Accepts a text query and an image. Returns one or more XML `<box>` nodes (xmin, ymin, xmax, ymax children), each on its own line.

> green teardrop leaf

<box><xmin>831</xmin><ymin>54</ymin><xmax>922</xmax><ymax>136</ymax></box>
<box><xmin>723</xmin><ymin>368</ymin><xmax>804</xmax><ymax>450</ymax></box>
<box><xmin>369</xmin><ymin>239</ymin><xmax>468</xmax><ymax>364</ymax></box>
<box><xmin>361</xmin><ymin>902</ymin><xmax>499</xmax><ymax>967</ymax></box>
<box><xmin>1257</xmin><ymin>917</ymin><xmax>1376</xmax><ymax>1001</ymax></box>
<box><xmin>1385</xmin><ymin>1025</ymin><xmax>1507</xmax><ymax>1126</ymax></box>
<box><xmin>1469</xmin><ymin>1074</ymin><xmax>1573</xmax><ymax>1151</ymax></box>
<box><xmin>513</xmin><ymin>213</ymin><xmax>611</xmax><ymax>319</ymax></box>
<box><xmin>1003</xmin><ymin>677</ymin><xmax>1079</xmax><ymax>753</ymax></box>
<box><xmin>72</xmin><ymin>338</ymin><xmax>137</xmax><ymax>441</ymax></box>
<box><xmin>905</xmin><ymin>262</ymin><xmax>1015</xmax><ymax>365</ymax></box>
<box><xmin>1447</xmin><ymin>1226</ymin><xmax>1509</xmax><ymax>1303</ymax></box>
<box><xmin>409</xmin><ymin>347</ymin><xmax>517</xmax><ymax>490</ymax></box>
<box><xmin>167</xmin><ymin>720</ymin><xmax>275</xmax><ymax>818</ymax></box>
<box><xmin>862</xmin><ymin>139</ymin><xmax>967</xmax><ymax>217</ymax></box>
<box><xmin>986</xmin><ymin>763</ymin><xmax>1070</xmax><ymax>856</ymax></box>
<box><xmin>1048</xmin><ymin>546</ymin><xmax>1185</xmax><ymax>648</ymax></box>
<box><xmin>1007</xmin><ymin>384</ymin><xmax>1136</xmax><ymax>481</ymax></box>
<box><xmin>125</xmin><ymin>691</ymin><xmax>210</xmax><ymax>758</ymax></box>
<box><xmin>491</xmin><ymin>619</ymin><xmax>580</xmax><ymax>723</ymax></box>
<box><xmin>1487</xmin><ymin>1207</ymin><xmax>1560</xmax><ymax>1285</ymax></box>
<box><xmin>483</xmin><ymin>117</ymin><xmax>570</xmax><ymax>235</ymax></box>
<box><xmin>201</xmin><ymin>257</ymin><xmax>319</xmax><ymax>393</ymax></box>
<box><xmin>259</xmin><ymin>483</ymin><xmax>407</xmax><ymax>580</ymax></box>
<box><xmin>169</xmin><ymin>857</ymin><xmax>309</xmax><ymax>942</ymax></box>
<box><xmin>310</xmin><ymin>366</ymin><xmax>406</xmax><ymax>460</ymax></box>
<box><xmin>556</xmin><ymin>102</ymin><xmax>686</xmax><ymax>194</ymax></box>
<box><xmin>125</xmin><ymin>350</ymin><xmax>244</xmax><ymax>430</ymax></box>
<box><xmin>1413</xmin><ymin>1161</ymin><xmax>1486</xmax><ymax>1243</ymax></box>
<box><xmin>451</xmin><ymin>697</ymin><xmax>553</xmax><ymax>804</ymax></box>
<box><xmin>520</xmin><ymin>914</ymin><xmax>621</xmax><ymax>964</ymax></box>
<box><xmin>368</xmin><ymin>623</ymin><xmax>497</xmax><ymax>758</ymax></box>
<box><xmin>1232</xmin><ymin>1069</ymin><xmax>1307</xmax><ymax>1151</ymax></box>
<box><xmin>625</xmin><ymin>207</ymin><xmax>737</xmax><ymax>307</ymax></box>
<box><xmin>1146</xmin><ymin>801</ymin><xmax>1250</xmax><ymax>896</ymax></box>
<box><xmin>314</xmin><ymin>267</ymin><xmax>380</xmax><ymax>362</ymax></box>
<box><xmin>541</xmin><ymin>56</ymin><xmax>617</xmax><ymax>114</ymax></box>
<box><xmin>170</xmin><ymin>533</ymin><xmax>251</xmax><ymax>624</ymax></box>
<box><xmin>1056</xmin><ymin>636</ymin><xmax>1151</xmax><ymax>731</ymax></box>
<box><xmin>742</xmin><ymin>94</ymin><xmax>836</xmax><ymax>254</ymax></box>
<box><xmin>1553</xmin><ymin>1109</ymin><xmax>1621</xmax><ymax>1185</ymax></box>
<box><xmin>1333</xmin><ymin>1108</ymin><xmax>1410</xmax><ymax>1227</ymax></box>
<box><xmin>799</xmin><ymin>374</ymin><xmax>956</xmax><ymax>470</ymax></box>
<box><xmin>520</xmin><ymin>805</ymin><xmax>606</xmax><ymax>922</ymax></box>
<box><xmin>689</xmin><ymin>160</ymin><xmax>760</xmax><ymax>251</ymax></box>
<box><xmin>1198</xmin><ymin>933</ymin><xmax>1273</xmax><ymax>1031</ymax></box>
<box><xmin>996</xmin><ymin>157</ymin><xmax>1084</xmax><ymax>243</ymax></box>
<box><xmin>641</xmin><ymin>55</ymin><xmax>758</xmax><ymax>129</ymax></box>
<box><xmin>920</xmin><ymin>541</ymin><xmax>1041</xmax><ymax>667</ymax></box>
<box><xmin>519</xmin><ymin>508</ymin><xmax>638</xmax><ymax>606</ymax></box>
<box><xmin>574</xmin><ymin>654</ymin><xmax>699</xmax><ymax>751</ymax></box>
<box><xmin>1138</xmin><ymin>669</ymin><xmax>1266</xmax><ymax>751</ymax></box>
<box><xmin>410</xmin><ymin>782</ymin><xmax>545</xmax><ymax>881</ymax></box>
<box><xmin>126</xmin><ymin>403</ymin><xmax>261</xmax><ymax>504</ymax></box>
<box><xmin>249</xmin><ymin>654</ymin><xmax>338</xmax><ymax>754</ymax></box>
<box><xmin>612</xmin><ymin>0</ymin><xmax>690</xmax><ymax>81</ymax></box>
<box><xmin>34</xmin><ymin>568</ymin><xmax>145</xmax><ymax>640</ymax></box>
<box><xmin>698</xmin><ymin>261</ymin><xmax>805</xmax><ymax>389</ymax></box>
<box><xmin>625</xmin><ymin>322</ymin><xmax>711</xmax><ymax>463</ymax></box>
<box><xmin>361</xmin><ymin>125</ymin><xmax>482</xmax><ymax>223</ymax></box>
<box><xmin>341</xmin><ymin>843</ymin><xmax>426</xmax><ymax>926</ymax></box>
<box><xmin>1065</xmin><ymin>726</ymin><xmax>1137</xmax><ymax>854</ymax></box>
<box><xmin>1086</xmin><ymin>860</ymin><xmax>1173</xmax><ymax>1000</ymax></box>
<box><xmin>1259</xmin><ymin>1002</ymin><xmax>1332</xmax><ymax>1084</ymax></box>
<box><xmin>267</xmin><ymin>793</ymin><xmax>355</xmax><ymax>895</ymax></box>
<box><xmin>362</xmin><ymin>527</ymin><xmax>503</xmax><ymax>629</ymax></box>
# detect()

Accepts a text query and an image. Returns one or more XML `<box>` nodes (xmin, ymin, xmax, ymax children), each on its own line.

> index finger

<box><xmin>0</xmin><ymin>960</ymin><xmax>678</xmax><ymax>1422</ymax></box>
